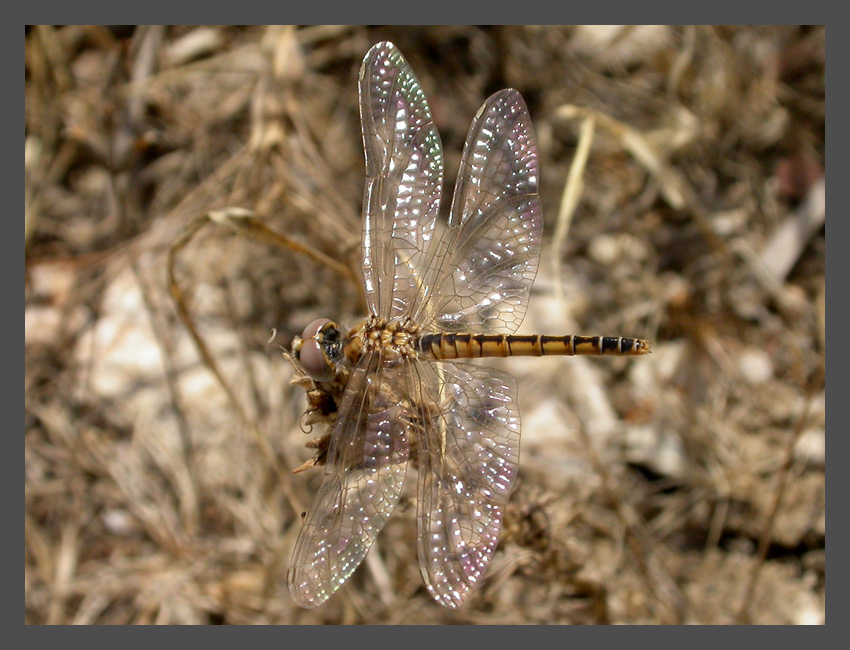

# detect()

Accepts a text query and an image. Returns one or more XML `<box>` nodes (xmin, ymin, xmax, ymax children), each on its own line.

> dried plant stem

<box><xmin>735</xmin><ymin>362</ymin><xmax>825</xmax><ymax>624</ymax></box>
<box><xmin>167</xmin><ymin>210</ymin><xmax>304</xmax><ymax>516</ymax></box>
<box><xmin>552</xmin><ymin>110</ymin><xmax>595</xmax><ymax>305</ymax></box>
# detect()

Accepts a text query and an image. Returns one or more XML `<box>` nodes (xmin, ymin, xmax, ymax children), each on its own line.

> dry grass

<box><xmin>25</xmin><ymin>25</ymin><xmax>825</xmax><ymax>624</ymax></box>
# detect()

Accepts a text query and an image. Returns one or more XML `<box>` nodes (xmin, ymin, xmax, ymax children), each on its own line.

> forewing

<box><xmin>288</xmin><ymin>350</ymin><xmax>412</xmax><ymax>608</ymax></box>
<box><xmin>359</xmin><ymin>41</ymin><xmax>444</xmax><ymax>321</ymax></box>
<box><xmin>417</xmin><ymin>89</ymin><xmax>542</xmax><ymax>334</ymax></box>
<box><xmin>408</xmin><ymin>359</ymin><xmax>521</xmax><ymax>609</ymax></box>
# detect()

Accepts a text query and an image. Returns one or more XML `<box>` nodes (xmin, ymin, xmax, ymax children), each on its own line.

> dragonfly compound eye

<box><xmin>299</xmin><ymin>338</ymin><xmax>335</xmax><ymax>382</ymax></box>
<box><xmin>301</xmin><ymin>318</ymin><xmax>331</xmax><ymax>339</ymax></box>
<box><xmin>298</xmin><ymin>318</ymin><xmax>339</xmax><ymax>382</ymax></box>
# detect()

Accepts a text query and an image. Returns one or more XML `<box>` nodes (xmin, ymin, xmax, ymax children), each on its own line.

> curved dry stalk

<box><xmin>166</xmin><ymin>209</ymin><xmax>317</xmax><ymax>517</ymax></box>
<box><xmin>207</xmin><ymin>208</ymin><xmax>358</xmax><ymax>286</ymax></box>
<box><xmin>555</xmin><ymin>103</ymin><xmax>724</xmax><ymax>254</ymax></box>
<box><xmin>551</xmin><ymin>110</ymin><xmax>596</xmax><ymax>305</ymax></box>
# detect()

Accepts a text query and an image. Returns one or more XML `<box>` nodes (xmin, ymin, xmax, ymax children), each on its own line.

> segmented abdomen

<box><xmin>418</xmin><ymin>333</ymin><xmax>651</xmax><ymax>360</ymax></box>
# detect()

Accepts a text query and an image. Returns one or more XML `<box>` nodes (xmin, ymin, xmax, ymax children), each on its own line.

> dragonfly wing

<box><xmin>418</xmin><ymin>89</ymin><xmax>542</xmax><ymax>334</ymax></box>
<box><xmin>408</xmin><ymin>359</ymin><xmax>521</xmax><ymax>608</ymax></box>
<box><xmin>359</xmin><ymin>41</ymin><xmax>444</xmax><ymax>321</ymax></box>
<box><xmin>288</xmin><ymin>349</ymin><xmax>412</xmax><ymax>608</ymax></box>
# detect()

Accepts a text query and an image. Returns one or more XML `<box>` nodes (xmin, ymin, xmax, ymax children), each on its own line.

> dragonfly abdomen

<box><xmin>418</xmin><ymin>333</ymin><xmax>651</xmax><ymax>359</ymax></box>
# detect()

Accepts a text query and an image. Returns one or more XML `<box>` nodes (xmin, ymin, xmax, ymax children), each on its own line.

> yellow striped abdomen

<box><xmin>418</xmin><ymin>333</ymin><xmax>651</xmax><ymax>360</ymax></box>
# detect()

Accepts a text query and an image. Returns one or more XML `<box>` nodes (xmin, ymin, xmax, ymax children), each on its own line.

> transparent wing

<box><xmin>406</xmin><ymin>359</ymin><xmax>521</xmax><ymax>609</ymax></box>
<box><xmin>417</xmin><ymin>89</ymin><xmax>542</xmax><ymax>334</ymax></box>
<box><xmin>288</xmin><ymin>349</ymin><xmax>412</xmax><ymax>608</ymax></box>
<box><xmin>359</xmin><ymin>41</ymin><xmax>444</xmax><ymax>322</ymax></box>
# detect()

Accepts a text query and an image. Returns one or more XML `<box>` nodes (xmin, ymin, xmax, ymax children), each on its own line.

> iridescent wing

<box><xmin>359</xmin><ymin>41</ymin><xmax>444</xmax><ymax>322</ymax></box>
<box><xmin>406</xmin><ymin>359</ymin><xmax>521</xmax><ymax>608</ymax></box>
<box><xmin>288</xmin><ymin>350</ymin><xmax>412</xmax><ymax>608</ymax></box>
<box><xmin>416</xmin><ymin>89</ymin><xmax>542</xmax><ymax>334</ymax></box>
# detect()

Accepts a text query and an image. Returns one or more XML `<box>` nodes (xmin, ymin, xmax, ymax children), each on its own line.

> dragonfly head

<box><xmin>292</xmin><ymin>318</ymin><xmax>343</xmax><ymax>383</ymax></box>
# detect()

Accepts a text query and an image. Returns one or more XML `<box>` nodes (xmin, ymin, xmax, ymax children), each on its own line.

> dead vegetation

<box><xmin>25</xmin><ymin>25</ymin><xmax>824</xmax><ymax>624</ymax></box>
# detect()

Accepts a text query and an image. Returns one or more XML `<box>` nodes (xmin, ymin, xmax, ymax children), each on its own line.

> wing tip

<box><xmin>288</xmin><ymin>572</ymin><xmax>330</xmax><ymax>610</ymax></box>
<box><xmin>362</xmin><ymin>40</ymin><xmax>398</xmax><ymax>70</ymax></box>
<box><xmin>482</xmin><ymin>87</ymin><xmax>528</xmax><ymax>110</ymax></box>
<box><xmin>425</xmin><ymin>582</ymin><xmax>473</xmax><ymax>610</ymax></box>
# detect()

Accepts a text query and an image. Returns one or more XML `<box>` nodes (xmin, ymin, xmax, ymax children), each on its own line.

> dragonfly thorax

<box><xmin>343</xmin><ymin>316</ymin><xmax>421</xmax><ymax>366</ymax></box>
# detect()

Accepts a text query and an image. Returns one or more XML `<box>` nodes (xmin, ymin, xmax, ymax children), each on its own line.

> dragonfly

<box><xmin>286</xmin><ymin>41</ymin><xmax>650</xmax><ymax>610</ymax></box>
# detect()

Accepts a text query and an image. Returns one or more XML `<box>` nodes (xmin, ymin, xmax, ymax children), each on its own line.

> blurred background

<box><xmin>25</xmin><ymin>26</ymin><xmax>824</xmax><ymax>624</ymax></box>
